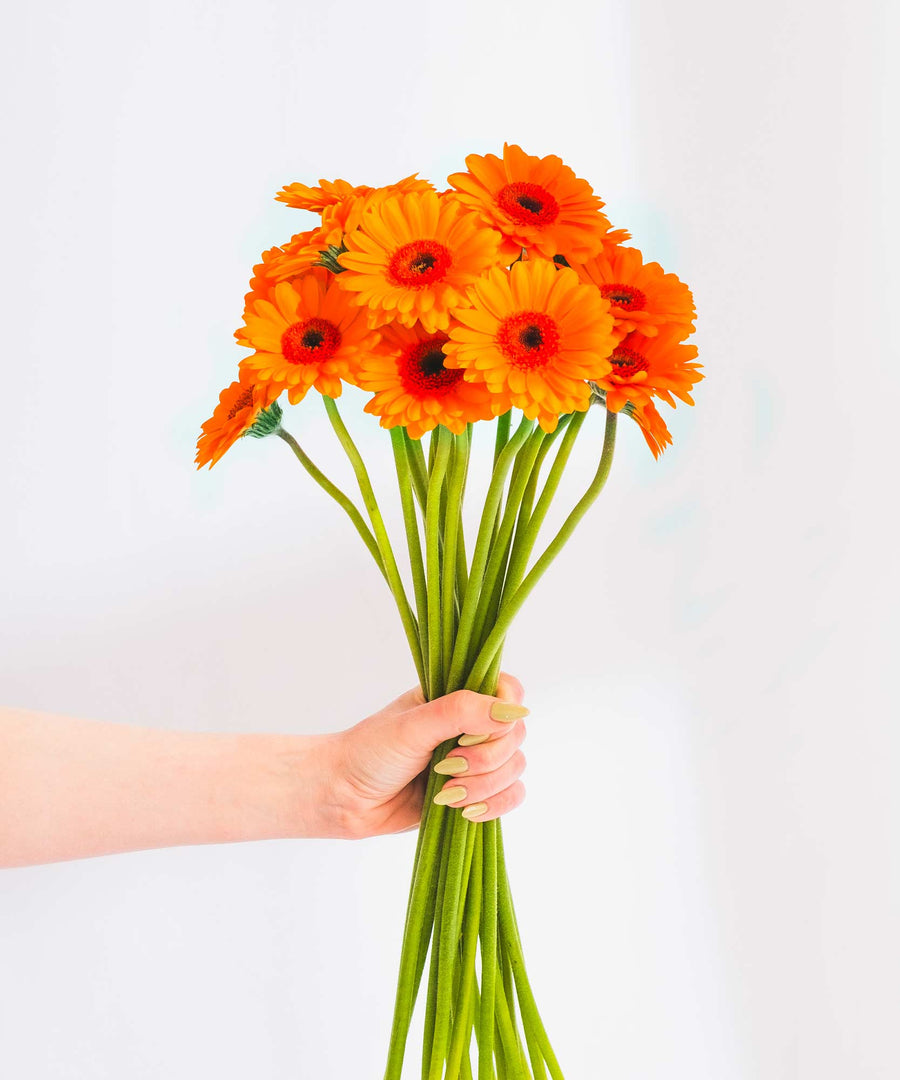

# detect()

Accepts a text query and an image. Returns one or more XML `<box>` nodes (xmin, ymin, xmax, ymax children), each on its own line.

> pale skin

<box><xmin>0</xmin><ymin>674</ymin><xmax>527</xmax><ymax>869</ymax></box>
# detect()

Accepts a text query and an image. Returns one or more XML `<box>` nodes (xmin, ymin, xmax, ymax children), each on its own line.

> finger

<box><xmin>494</xmin><ymin>672</ymin><xmax>524</xmax><ymax>706</ymax></box>
<box><xmin>455</xmin><ymin>780</ymin><xmax>527</xmax><ymax>823</ymax></box>
<box><xmin>432</xmin><ymin>721</ymin><xmax>526</xmax><ymax>778</ymax></box>
<box><xmin>398</xmin><ymin>688</ymin><xmax>528</xmax><ymax>756</ymax></box>
<box><xmin>432</xmin><ymin>750</ymin><xmax>526</xmax><ymax>811</ymax></box>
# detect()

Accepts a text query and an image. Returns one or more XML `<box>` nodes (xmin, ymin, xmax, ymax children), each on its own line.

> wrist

<box><xmin>252</xmin><ymin>731</ymin><xmax>349</xmax><ymax>841</ymax></box>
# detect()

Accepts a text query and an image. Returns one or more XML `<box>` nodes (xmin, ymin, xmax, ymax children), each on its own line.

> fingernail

<box><xmin>458</xmin><ymin>733</ymin><xmax>491</xmax><ymax>747</ymax></box>
<box><xmin>490</xmin><ymin>702</ymin><xmax>529</xmax><ymax>722</ymax></box>
<box><xmin>461</xmin><ymin>802</ymin><xmax>489</xmax><ymax>821</ymax></box>
<box><xmin>433</xmin><ymin>785</ymin><xmax>467</xmax><ymax>806</ymax></box>
<box><xmin>434</xmin><ymin>756</ymin><xmax>469</xmax><ymax>776</ymax></box>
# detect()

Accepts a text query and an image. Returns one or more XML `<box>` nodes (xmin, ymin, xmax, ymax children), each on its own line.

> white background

<box><xmin>1</xmin><ymin>1</ymin><xmax>897</xmax><ymax>1077</ymax></box>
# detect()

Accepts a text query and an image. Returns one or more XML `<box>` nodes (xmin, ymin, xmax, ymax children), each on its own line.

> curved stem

<box><xmin>322</xmin><ymin>396</ymin><xmax>425</xmax><ymax>689</ymax></box>
<box><xmin>466</xmin><ymin>408</ymin><xmax>617</xmax><ymax>691</ymax></box>
<box><xmin>391</xmin><ymin>428</ymin><xmax>429</xmax><ymax>693</ymax></box>
<box><xmin>277</xmin><ymin>428</ymin><xmax>385</xmax><ymax>578</ymax></box>
<box><xmin>505</xmin><ymin>410</ymin><xmax>587</xmax><ymax>599</ymax></box>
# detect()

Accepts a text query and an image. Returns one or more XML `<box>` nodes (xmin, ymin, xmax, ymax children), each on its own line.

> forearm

<box><xmin>0</xmin><ymin>708</ymin><xmax>340</xmax><ymax>868</ymax></box>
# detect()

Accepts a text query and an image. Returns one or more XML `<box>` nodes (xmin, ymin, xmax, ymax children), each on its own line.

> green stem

<box><xmin>429</xmin><ymin>812</ymin><xmax>471</xmax><ymax>1078</ymax></box>
<box><xmin>403</xmin><ymin>430</ymin><xmax>429</xmax><ymax>513</ymax></box>
<box><xmin>447</xmin><ymin>828</ymin><xmax>483</xmax><ymax>1080</ymax></box>
<box><xmin>447</xmin><ymin>417</ymin><xmax>533</xmax><ymax>692</ymax></box>
<box><xmin>469</xmin><ymin>426</ymin><xmax>546</xmax><ymax>663</ymax></box>
<box><xmin>384</xmin><ymin>800</ymin><xmax>447</xmax><ymax>1080</ymax></box>
<box><xmin>441</xmin><ymin>432</ymin><xmax>468</xmax><ymax>690</ymax></box>
<box><xmin>425</xmin><ymin>427</ymin><xmax>452</xmax><ymax>698</ymax></box>
<box><xmin>322</xmin><ymin>395</ymin><xmax>425</xmax><ymax>690</ymax></box>
<box><xmin>493</xmin><ymin>410</ymin><xmax>512</xmax><ymax>468</ymax></box>
<box><xmin>423</xmin><ymin>814</ymin><xmax>453</xmax><ymax>1080</ymax></box>
<box><xmin>277</xmin><ymin>428</ymin><xmax>385</xmax><ymax>578</ymax></box>
<box><xmin>497</xmin><ymin>839</ymin><xmax>563</xmax><ymax>1080</ymax></box>
<box><xmin>505</xmin><ymin>410</ymin><xmax>586</xmax><ymax>600</ymax></box>
<box><xmin>391</xmin><ymin>428</ymin><xmax>429</xmax><ymax>691</ymax></box>
<box><xmin>466</xmin><ymin>409</ymin><xmax>617</xmax><ymax>690</ymax></box>
<box><xmin>478</xmin><ymin>820</ymin><xmax>499</xmax><ymax>1080</ymax></box>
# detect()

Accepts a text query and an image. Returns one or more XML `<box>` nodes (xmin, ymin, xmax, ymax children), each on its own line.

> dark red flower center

<box><xmin>226</xmin><ymin>386</ymin><xmax>255</xmax><ymax>420</ymax></box>
<box><xmin>388</xmin><ymin>240</ymin><xmax>453</xmax><ymax>289</ymax></box>
<box><xmin>497</xmin><ymin>311</ymin><xmax>561</xmax><ymax>369</ymax></box>
<box><xmin>497</xmin><ymin>182</ymin><xmax>560</xmax><ymax>227</ymax></box>
<box><xmin>281</xmin><ymin>317</ymin><xmax>342</xmax><ymax>364</ymax></box>
<box><xmin>600</xmin><ymin>283</ymin><xmax>647</xmax><ymax>311</ymax></box>
<box><xmin>609</xmin><ymin>343</ymin><xmax>649</xmax><ymax>380</ymax></box>
<box><xmin>398</xmin><ymin>336</ymin><xmax>462</xmax><ymax>397</ymax></box>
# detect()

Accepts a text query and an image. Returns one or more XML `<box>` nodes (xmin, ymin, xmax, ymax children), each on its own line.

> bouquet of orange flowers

<box><xmin>197</xmin><ymin>144</ymin><xmax>700</xmax><ymax>1079</ymax></box>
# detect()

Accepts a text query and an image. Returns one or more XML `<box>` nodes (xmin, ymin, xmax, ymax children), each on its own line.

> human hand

<box><xmin>320</xmin><ymin>673</ymin><xmax>528</xmax><ymax>839</ymax></box>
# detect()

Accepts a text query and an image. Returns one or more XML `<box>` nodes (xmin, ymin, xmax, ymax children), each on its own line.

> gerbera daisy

<box><xmin>445</xmin><ymin>258</ymin><xmax>616</xmax><ymax>432</ymax></box>
<box><xmin>574</xmin><ymin>246</ymin><xmax>696</xmax><ymax>340</ymax></box>
<box><xmin>353</xmin><ymin>323</ymin><xmax>496</xmax><ymax>439</ymax></box>
<box><xmin>447</xmin><ymin>143</ymin><xmax>611</xmax><ymax>264</ymax></box>
<box><xmin>238</xmin><ymin>231</ymin><xmax>320</xmax><ymax>328</ymax></box>
<box><xmin>336</xmin><ymin>191</ymin><xmax>502</xmax><ymax>333</ymax></box>
<box><xmin>195</xmin><ymin>372</ymin><xmax>282</xmax><ymax>469</ymax></box>
<box><xmin>631</xmin><ymin>400</ymin><xmax>673</xmax><ymax>459</ymax></box>
<box><xmin>237</xmin><ymin>268</ymin><xmax>378</xmax><ymax>404</ymax></box>
<box><xmin>275</xmin><ymin>176</ymin><xmax>435</xmax><ymax>257</ymax></box>
<box><xmin>595</xmin><ymin>327</ymin><xmax>702</xmax><ymax>413</ymax></box>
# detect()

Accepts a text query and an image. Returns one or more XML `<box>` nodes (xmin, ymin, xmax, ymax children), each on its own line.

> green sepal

<box><xmin>314</xmin><ymin>243</ymin><xmax>348</xmax><ymax>274</ymax></box>
<box><xmin>243</xmin><ymin>398</ymin><xmax>283</xmax><ymax>439</ymax></box>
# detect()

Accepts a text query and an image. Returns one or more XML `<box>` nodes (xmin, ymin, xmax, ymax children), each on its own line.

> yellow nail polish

<box><xmin>458</xmin><ymin>733</ymin><xmax>491</xmax><ymax>747</ymax></box>
<box><xmin>461</xmin><ymin>802</ymin><xmax>489</xmax><ymax>821</ymax></box>
<box><xmin>433</xmin><ymin>785</ymin><xmax>467</xmax><ymax>806</ymax></box>
<box><xmin>490</xmin><ymin>702</ymin><xmax>529</xmax><ymax>722</ymax></box>
<box><xmin>434</xmin><ymin>756</ymin><xmax>469</xmax><ymax>776</ymax></box>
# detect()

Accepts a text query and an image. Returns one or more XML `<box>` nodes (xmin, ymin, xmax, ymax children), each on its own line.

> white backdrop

<box><xmin>1</xmin><ymin>1</ymin><xmax>897</xmax><ymax>1077</ymax></box>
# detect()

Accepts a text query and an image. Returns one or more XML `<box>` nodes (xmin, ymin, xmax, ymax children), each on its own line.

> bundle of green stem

<box><xmin>275</xmin><ymin>396</ymin><xmax>618</xmax><ymax>1079</ymax></box>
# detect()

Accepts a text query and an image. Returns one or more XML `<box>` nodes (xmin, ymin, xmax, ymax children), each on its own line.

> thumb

<box><xmin>394</xmin><ymin>680</ymin><xmax>528</xmax><ymax>757</ymax></box>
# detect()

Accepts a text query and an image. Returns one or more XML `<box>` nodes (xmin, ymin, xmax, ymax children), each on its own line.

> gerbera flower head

<box><xmin>239</xmin><ymin>231</ymin><xmax>321</xmax><ymax>326</ymax></box>
<box><xmin>352</xmin><ymin>323</ymin><xmax>496</xmax><ymax>439</ymax></box>
<box><xmin>631</xmin><ymin>400</ymin><xmax>673</xmax><ymax>459</ymax></box>
<box><xmin>447</xmin><ymin>144</ymin><xmax>612</xmax><ymax>264</ymax></box>
<box><xmin>237</xmin><ymin>268</ymin><xmax>378</xmax><ymax>405</ymax></box>
<box><xmin>596</xmin><ymin>327</ymin><xmax>703</xmax><ymax>414</ymax></box>
<box><xmin>276</xmin><ymin>175</ymin><xmax>436</xmax><ymax>260</ymax></box>
<box><xmin>195</xmin><ymin>372</ymin><xmax>282</xmax><ymax>470</ymax></box>
<box><xmin>336</xmin><ymin>191</ymin><xmax>502</xmax><ymax>333</ymax></box>
<box><xmin>445</xmin><ymin>258</ymin><xmax>616</xmax><ymax>432</ymax></box>
<box><xmin>575</xmin><ymin>246</ymin><xmax>696</xmax><ymax>341</ymax></box>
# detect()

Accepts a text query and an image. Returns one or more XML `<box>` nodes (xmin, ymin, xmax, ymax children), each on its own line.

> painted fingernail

<box><xmin>434</xmin><ymin>756</ymin><xmax>469</xmax><ymax>776</ymax></box>
<box><xmin>490</xmin><ymin>702</ymin><xmax>529</xmax><ymax>722</ymax></box>
<box><xmin>433</xmin><ymin>785</ymin><xmax>467</xmax><ymax>806</ymax></box>
<box><xmin>461</xmin><ymin>802</ymin><xmax>489</xmax><ymax>821</ymax></box>
<box><xmin>458</xmin><ymin>733</ymin><xmax>491</xmax><ymax>747</ymax></box>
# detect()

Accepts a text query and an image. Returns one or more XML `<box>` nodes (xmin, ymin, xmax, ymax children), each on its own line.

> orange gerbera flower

<box><xmin>631</xmin><ymin>400</ymin><xmax>673</xmax><ymax>459</ymax></box>
<box><xmin>448</xmin><ymin>144</ymin><xmax>611</xmax><ymax>264</ymax></box>
<box><xmin>195</xmin><ymin>373</ymin><xmax>282</xmax><ymax>469</ymax></box>
<box><xmin>353</xmin><ymin>323</ymin><xmax>496</xmax><ymax>439</ymax></box>
<box><xmin>575</xmin><ymin>246</ymin><xmax>695</xmax><ymax>341</ymax></box>
<box><xmin>238</xmin><ymin>231</ymin><xmax>321</xmax><ymax>335</ymax></box>
<box><xmin>337</xmin><ymin>191</ymin><xmax>502</xmax><ymax>333</ymax></box>
<box><xmin>276</xmin><ymin>175</ymin><xmax>435</xmax><ymax>257</ymax></box>
<box><xmin>237</xmin><ymin>268</ymin><xmax>378</xmax><ymax>404</ymax></box>
<box><xmin>445</xmin><ymin>258</ymin><xmax>616</xmax><ymax>432</ymax></box>
<box><xmin>596</xmin><ymin>327</ymin><xmax>702</xmax><ymax>413</ymax></box>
